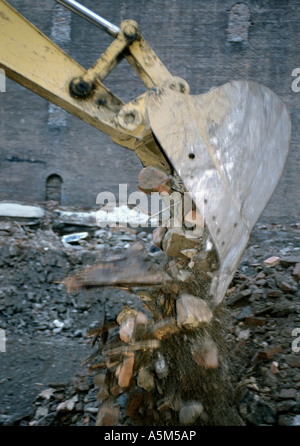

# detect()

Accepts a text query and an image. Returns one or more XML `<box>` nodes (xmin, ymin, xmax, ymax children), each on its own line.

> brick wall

<box><xmin>0</xmin><ymin>0</ymin><xmax>299</xmax><ymax>222</ymax></box>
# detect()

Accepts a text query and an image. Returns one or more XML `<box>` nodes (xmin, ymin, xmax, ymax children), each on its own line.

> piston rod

<box><xmin>55</xmin><ymin>0</ymin><xmax>120</xmax><ymax>38</ymax></box>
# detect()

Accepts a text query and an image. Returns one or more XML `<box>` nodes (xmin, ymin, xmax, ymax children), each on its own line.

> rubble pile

<box><xmin>0</xmin><ymin>208</ymin><xmax>299</xmax><ymax>426</ymax></box>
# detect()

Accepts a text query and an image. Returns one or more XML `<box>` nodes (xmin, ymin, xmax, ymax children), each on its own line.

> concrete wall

<box><xmin>0</xmin><ymin>0</ymin><xmax>299</xmax><ymax>222</ymax></box>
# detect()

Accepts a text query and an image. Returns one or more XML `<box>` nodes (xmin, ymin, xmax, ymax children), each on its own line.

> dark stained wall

<box><xmin>0</xmin><ymin>0</ymin><xmax>299</xmax><ymax>222</ymax></box>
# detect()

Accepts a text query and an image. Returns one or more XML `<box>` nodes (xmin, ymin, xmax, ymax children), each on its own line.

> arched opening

<box><xmin>45</xmin><ymin>174</ymin><xmax>63</xmax><ymax>204</ymax></box>
<box><xmin>227</xmin><ymin>3</ymin><xmax>250</xmax><ymax>42</ymax></box>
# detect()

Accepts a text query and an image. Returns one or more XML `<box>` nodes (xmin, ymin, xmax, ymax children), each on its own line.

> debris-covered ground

<box><xmin>0</xmin><ymin>207</ymin><xmax>299</xmax><ymax>426</ymax></box>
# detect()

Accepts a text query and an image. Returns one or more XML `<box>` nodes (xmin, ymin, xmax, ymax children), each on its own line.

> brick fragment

<box><xmin>109</xmin><ymin>384</ymin><xmax>122</xmax><ymax>397</ymax></box>
<box><xmin>244</xmin><ymin>316</ymin><xmax>266</xmax><ymax>327</ymax></box>
<box><xmin>118</xmin><ymin>354</ymin><xmax>135</xmax><ymax>389</ymax></box>
<box><xmin>119</xmin><ymin>316</ymin><xmax>135</xmax><ymax>343</ymax></box>
<box><xmin>263</xmin><ymin>256</ymin><xmax>280</xmax><ymax>267</ymax></box>
<box><xmin>258</xmin><ymin>345</ymin><xmax>282</xmax><ymax>360</ymax></box>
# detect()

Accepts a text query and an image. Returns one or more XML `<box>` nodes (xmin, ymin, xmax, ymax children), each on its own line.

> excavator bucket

<box><xmin>146</xmin><ymin>80</ymin><xmax>291</xmax><ymax>306</ymax></box>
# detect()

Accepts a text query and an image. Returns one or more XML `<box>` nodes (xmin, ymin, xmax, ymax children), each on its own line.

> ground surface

<box><xmin>0</xmin><ymin>218</ymin><xmax>299</xmax><ymax>426</ymax></box>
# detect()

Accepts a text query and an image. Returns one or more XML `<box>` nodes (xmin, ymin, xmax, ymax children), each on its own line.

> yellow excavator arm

<box><xmin>0</xmin><ymin>0</ymin><xmax>291</xmax><ymax>308</ymax></box>
<box><xmin>0</xmin><ymin>0</ymin><xmax>187</xmax><ymax>173</ymax></box>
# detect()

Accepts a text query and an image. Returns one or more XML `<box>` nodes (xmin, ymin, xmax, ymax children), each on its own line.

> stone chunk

<box><xmin>280</xmin><ymin>256</ymin><xmax>300</xmax><ymax>267</ymax></box>
<box><xmin>184</xmin><ymin>210</ymin><xmax>204</xmax><ymax>237</ymax></box>
<box><xmin>162</xmin><ymin>228</ymin><xmax>200</xmax><ymax>258</ymax></box>
<box><xmin>133</xmin><ymin>311</ymin><xmax>148</xmax><ymax>339</ymax></box>
<box><xmin>286</xmin><ymin>355</ymin><xmax>300</xmax><ymax>368</ymax></box>
<box><xmin>155</xmin><ymin>353</ymin><xmax>168</xmax><ymax>379</ymax></box>
<box><xmin>56</xmin><ymin>395</ymin><xmax>78</xmax><ymax>412</ymax></box>
<box><xmin>152</xmin><ymin>226</ymin><xmax>167</xmax><ymax>249</ymax></box>
<box><xmin>152</xmin><ymin>318</ymin><xmax>178</xmax><ymax>340</ymax></box>
<box><xmin>179</xmin><ymin>402</ymin><xmax>203</xmax><ymax>425</ymax></box>
<box><xmin>263</xmin><ymin>256</ymin><xmax>280</xmax><ymax>267</ymax></box>
<box><xmin>93</xmin><ymin>373</ymin><xmax>106</xmax><ymax>388</ymax></box>
<box><xmin>293</xmin><ymin>263</ymin><xmax>300</xmax><ymax>281</ymax></box>
<box><xmin>176</xmin><ymin>295</ymin><xmax>213</xmax><ymax>328</ymax></box>
<box><xmin>279</xmin><ymin>389</ymin><xmax>297</xmax><ymax>400</ymax></box>
<box><xmin>138</xmin><ymin>166</ymin><xmax>171</xmax><ymax>195</ymax></box>
<box><xmin>137</xmin><ymin>368</ymin><xmax>155</xmax><ymax>392</ymax></box>
<box><xmin>192</xmin><ymin>340</ymin><xmax>219</xmax><ymax>369</ymax></box>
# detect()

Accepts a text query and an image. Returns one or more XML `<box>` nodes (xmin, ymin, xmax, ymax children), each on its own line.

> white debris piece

<box><xmin>96</xmin><ymin>205</ymin><xmax>158</xmax><ymax>228</ymax></box>
<box><xmin>0</xmin><ymin>202</ymin><xmax>44</xmax><ymax>218</ymax></box>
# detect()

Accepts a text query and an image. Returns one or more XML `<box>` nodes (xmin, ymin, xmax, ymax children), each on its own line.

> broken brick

<box><xmin>93</xmin><ymin>373</ymin><xmax>106</xmax><ymax>388</ymax></box>
<box><xmin>119</xmin><ymin>316</ymin><xmax>136</xmax><ymax>343</ymax></box>
<box><xmin>118</xmin><ymin>354</ymin><xmax>135</xmax><ymax>389</ymax></box>
<box><xmin>96</xmin><ymin>400</ymin><xmax>120</xmax><ymax>426</ymax></box>
<box><xmin>244</xmin><ymin>316</ymin><xmax>266</xmax><ymax>327</ymax></box>
<box><xmin>126</xmin><ymin>392</ymin><xmax>144</xmax><ymax>418</ymax></box>
<box><xmin>263</xmin><ymin>256</ymin><xmax>280</xmax><ymax>267</ymax></box>
<box><xmin>109</xmin><ymin>384</ymin><xmax>122</xmax><ymax>397</ymax></box>
<box><xmin>138</xmin><ymin>166</ymin><xmax>171</xmax><ymax>195</ymax></box>
<box><xmin>258</xmin><ymin>345</ymin><xmax>282</xmax><ymax>360</ymax></box>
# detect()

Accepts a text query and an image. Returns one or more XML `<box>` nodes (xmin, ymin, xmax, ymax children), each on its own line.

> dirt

<box><xmin>0</xmin><ymin>216</ymin><xmax>299</xmax><ymax>426</ymax></box>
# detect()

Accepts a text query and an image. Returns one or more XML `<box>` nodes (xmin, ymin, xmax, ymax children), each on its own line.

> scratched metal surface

<box><xmin>147</xmin><ymin>80</ymin><xmax>291</xmax><ymax>305</ymax></box>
